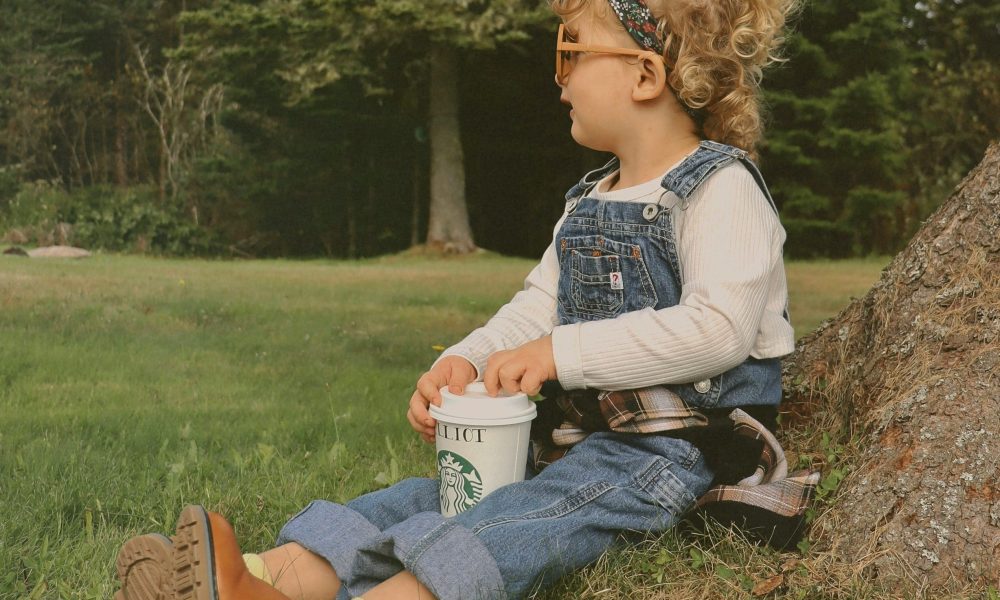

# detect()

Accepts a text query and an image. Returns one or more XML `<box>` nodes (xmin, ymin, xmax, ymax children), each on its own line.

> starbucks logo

<box><xmin>437</xmin><ymin>451</ymin><xmax>484</xmax><ymax>514</ymax></box>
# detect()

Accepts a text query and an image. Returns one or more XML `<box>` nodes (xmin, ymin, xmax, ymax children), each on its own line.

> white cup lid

<box><xmin>429</xmin><ymin>382</ymin><xmax>537</xmax><ymax>426</ymax></box>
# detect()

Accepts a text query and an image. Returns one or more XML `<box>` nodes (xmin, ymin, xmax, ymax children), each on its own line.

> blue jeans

<box><xmin>277</xmin><ymin>432</ymin><xmax>713</xmax><ymax>600</ymax></box>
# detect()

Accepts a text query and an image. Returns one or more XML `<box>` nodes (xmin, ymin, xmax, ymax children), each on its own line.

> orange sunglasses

<box><xmin>555</xmin><ymin>23</ymin><xmax>665</xmax><ymax>84</ymax></box>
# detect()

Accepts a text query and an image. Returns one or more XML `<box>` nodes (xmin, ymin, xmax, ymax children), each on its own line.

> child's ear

<box><xmin>632</xmin><ymin>54</ymin><xmax>668</xmax><ymax>102</ymax></box>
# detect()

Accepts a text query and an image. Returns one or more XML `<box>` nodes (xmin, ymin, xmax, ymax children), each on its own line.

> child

<box><xmin>114</xmin><ymin>0</ymin><xmax>806</xmax><ymax>598</ymax></box>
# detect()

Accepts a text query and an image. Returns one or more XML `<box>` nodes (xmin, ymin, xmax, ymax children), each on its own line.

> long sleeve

<box><xmin>550</xmin><ymin>164</ymin><xmax>795</xmax><ymax>390</ymax></box>
<box><xmin>436</xmin><ymin>216</ymin><xmax>566</xmax><ymax>378</ymax></box>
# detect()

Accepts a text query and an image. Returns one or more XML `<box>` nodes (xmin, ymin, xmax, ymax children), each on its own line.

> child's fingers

<box><xmin>447</xmin><ymin>366</ymin><xmax>475</xmax><ymax>394</ymax></box>
<box><xmin>406</xmin><ymin>402</ymin><xmax>425</xmax><ymax>433</ymax></box>
<box><xmin>447</xmin><ymin>370</ymin><xmax>469</xmax><ymax>394</ymax></box>
<box><xmin>482</xmin><ymin>367</ymin><xmax>499</xmax><ymax>396</ymax></box>
<box><xmin>447</xmin><ymin>385</ymin><xmax>463</xmax><ymax>394</ymax></box>
<box><xmin>416</xmin><ymin>375</ymin><xmax>444</xmax><ymax>408</ymax></box>
<box><xmin>412</xmin><ymin>393</ymin><xmax>436</xmax><ymax>442</ymax></box>
<box><xmin>484</xmin><ymin>376</ymin><xmax>499</xmax><ymax>396</ymax></box>
<box><xmin>520</xmin><ymin>369</ymin><xmax>544</xmax><ymax>396</ymax></box>
<box><xmin>408</xmin><ymin>389</ymin><xmax>435</xmax><ymax>427</ymax></box>
<box><xmin>498</xmin><ymin>363</ymin><xmax>525</xmax><ymax>396</ymax></box>
<box><xmin>407</xmin><ymin>404</ymin><xmax>436</xmax><ymax>442</ymax></box>
<box><xmin>483</xmin><ymin>352</ymin><xmax>507</xmax><ymax>396</ymax></box>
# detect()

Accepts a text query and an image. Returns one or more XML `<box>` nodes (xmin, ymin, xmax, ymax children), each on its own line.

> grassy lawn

<box><xmin>0</xmin><ymin>253</ymin><xmax>887</xmax><ymax>599</ymax></box>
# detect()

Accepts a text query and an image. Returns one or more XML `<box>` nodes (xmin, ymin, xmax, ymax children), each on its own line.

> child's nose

<box><xmin>558</xmin><ymin>87</ymin><xmax>570</xmax><ymax>105</ymax></box>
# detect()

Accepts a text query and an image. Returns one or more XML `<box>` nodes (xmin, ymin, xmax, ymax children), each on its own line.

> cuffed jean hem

<box><xmin>351</xmin><ymin>511</ymin><xmax>507</xmax><ymax>600</ymax></box>
<box><xmin>275</xmin><ymin>499</ymin><xmax>382</xmax><ymax>589</ymax></box>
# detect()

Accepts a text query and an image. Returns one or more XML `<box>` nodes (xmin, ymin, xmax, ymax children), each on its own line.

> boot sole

<box><xmin>170</xmin><ymin>505</ymin><xmax>219</xmax><ymax>600</ymax></box>
<box><xmin>115</xmin><ymin>506</ymin><xmax>219</xmax><ymax>600</ymax></box>
<box><xmin>116</xmin><ymin>533</ymin><xmax>172</xmax><ymax>600</ymax></box>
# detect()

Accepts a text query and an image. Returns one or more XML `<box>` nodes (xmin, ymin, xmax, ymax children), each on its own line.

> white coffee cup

<box><xmin>429</xmin><ymin>382</ymin><xmax>537</xmax><ymax>517</ymax></box>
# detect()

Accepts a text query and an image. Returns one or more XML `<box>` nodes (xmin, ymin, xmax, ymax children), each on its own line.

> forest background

<box><xmin>0</xmin><ymin>0</ymin><xmax>997</xmax><ymax>261</ymax></box>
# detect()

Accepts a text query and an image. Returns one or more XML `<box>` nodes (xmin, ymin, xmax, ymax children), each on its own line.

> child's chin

<box><xmin>570</xmin><ymin>128</ymin><xmax>610</xmax><ymax>153</ymax></box>
<box><xmin>569</xmin><ymin>124</ymin><xmax>589</xmax><ymax>145</ymax></box>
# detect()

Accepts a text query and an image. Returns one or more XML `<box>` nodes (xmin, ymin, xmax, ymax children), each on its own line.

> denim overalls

<box><xmin>277</xmin><ymin>140</ymin><xmax>782</xmax><ymax>600</ymax></box>
<box><xmin>556</xmin><ymin>139</ymin><xmax>783</xmax><ymax>410</ymax></box>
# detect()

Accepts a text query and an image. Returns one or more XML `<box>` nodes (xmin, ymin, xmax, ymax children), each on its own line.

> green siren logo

<box><xmin>437</xmin><ymin>451</ymin><xmax>484</xmax><ymax>514</ymax></box>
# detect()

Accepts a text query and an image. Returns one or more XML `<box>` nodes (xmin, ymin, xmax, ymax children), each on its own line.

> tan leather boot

<box><xmin>116</xmin><ymin>505</ymin><xmax>291</xmax><ymax>600</ymax></box>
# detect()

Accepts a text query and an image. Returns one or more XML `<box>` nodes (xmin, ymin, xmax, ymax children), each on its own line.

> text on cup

<box><xmin>437</xmin><ymin>423</ymin><xmax>487</xmax><ymax>443</ymax></box>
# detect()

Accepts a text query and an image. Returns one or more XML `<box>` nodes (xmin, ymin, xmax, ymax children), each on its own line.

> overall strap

<box><xmin>661</xmin><ymin>140</ymin><xmax>789</xmax><ymax>322</ymax></box>
<box><xmin>563</xmin><ymin>141</ymin><xmax>777</xmax><ymax>214</ymax></box>
<box><xmin>660</xmin><ymin>140</ymin><xmax>778</xmax><ymax>215</ymax></box>
<box><xmin>564</xmin><ymin>156</ymin><xmax>619</xmax><ymax>202</ymax></box>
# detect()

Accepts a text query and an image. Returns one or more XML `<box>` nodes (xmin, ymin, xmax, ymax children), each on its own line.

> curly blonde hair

<box><xmin>551</xmin><ymin>0</ymin><xmax>799</xmax><ymax>156</ymax></box>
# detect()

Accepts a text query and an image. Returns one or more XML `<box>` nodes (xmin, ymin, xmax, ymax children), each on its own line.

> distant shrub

<box><xmin>0</xmin><ymin>181</ymin><xmax>66</xmax><ymax>242</ymax></box>
<box><xmin>0</xmin><ymin>166</ymin><xmax>20</xmax><ymax>205</ymax></box>
<box><xmin>783</xmin><ymin>218</ymin><xmax>855</xmax><ymax>259</ymax></box>
<box><xmin>843</xmin><ymin>187</ymin><xmax>907</xmax><ymax>256</ymax></box>
<box><xmin>0</xmin><ymin>183</ymin><xmax>221</xmax><ymax>256</ymax></box>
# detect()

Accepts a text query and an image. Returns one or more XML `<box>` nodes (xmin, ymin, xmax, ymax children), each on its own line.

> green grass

<box><xmin>785</xmin><ymin>256</ymin><xmax>889</xmax><ymax>339</ymax></box>
<box><xmin>0</xmin><ymin>252</ymin><xmax>887</xmax><ymax>599</ymax></box>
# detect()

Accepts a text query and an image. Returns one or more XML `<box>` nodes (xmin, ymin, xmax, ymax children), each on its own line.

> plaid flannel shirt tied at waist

<box><xmin>530</xmin><ymin>385</ymin><xmax>821</xmax><ymax>550</ymax></box>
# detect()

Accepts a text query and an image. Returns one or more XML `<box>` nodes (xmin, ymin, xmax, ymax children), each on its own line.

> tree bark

<box><xmin>784</xmin><ymin>141</ymin><xmax>1000</xmax><ymax>592</ymax></box>
<box><xmin>425</xmin><ymin>43</ymin><xmax>476</xmax><ymax>254</ymax></box>
<box><xmin>411</xmin><ymin>152</ymin><xmax>422</xmax><ymax>247</ymax></box>
<box><xmin>114</xmin><ymin>38</ymin><xmax>129</xmax><ymax>187</ymax></box>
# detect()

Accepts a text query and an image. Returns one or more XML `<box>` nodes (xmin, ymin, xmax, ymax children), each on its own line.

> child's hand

<box><xmin>407</xmin><ymin>355</ymin><xmax>477</xmax><ymax>444</ymax></box>
<box><xmin>483</xmin><ymin>336</ymin><xmax>556</xmax><ymax>397</ymax></box>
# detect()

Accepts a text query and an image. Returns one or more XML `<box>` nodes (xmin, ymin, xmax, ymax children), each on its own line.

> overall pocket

<box><xmin>571</xmin><ymin>252</ymin><xmax>624</xmax><ymax>316</ymax></box>
<box><xmin>559</xmin><ymin>235</ymin><xmax>658</xmax><ymax>320</ymax></box>
<box><xmin>633</xmin><ymin>455</ymin><xmax>699</xmax><ymax>517</ymax></box>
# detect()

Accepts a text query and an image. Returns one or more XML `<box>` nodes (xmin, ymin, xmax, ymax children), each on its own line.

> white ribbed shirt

<box><xmin>439</xmin><ymin>161</ymin><xmax>795</xmax><ymax>391</ymax></box>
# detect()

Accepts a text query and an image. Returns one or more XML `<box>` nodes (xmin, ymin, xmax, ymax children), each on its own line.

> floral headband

<box><xmin>607</xmin><ymin>0</ymin><xmax>704</xmax><ymax>125</ymax></box>
<box><xmin>607</xmin><ymin>0</ymin><xmax>664</xmax><ymax>55</ymax></box>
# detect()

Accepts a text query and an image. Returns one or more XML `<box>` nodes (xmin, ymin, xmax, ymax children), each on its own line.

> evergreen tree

<box><xmin>762</xmin><ymin>0</ymin><xmax>915</xmax><ymax>257</ymax></box>
<box><xmin>903</xmin><ymin>0</ymin><xmax>1000</xmax><ymax>225</ymax></box>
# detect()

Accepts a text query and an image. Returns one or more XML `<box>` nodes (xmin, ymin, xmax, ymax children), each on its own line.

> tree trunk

<box><xmin>114</xmin><ymin>39</ymin><xmax>128</xmax><ymax>187</ymax></box>
<box><xmin>347</xmin><ymin>201</ymin><xmax>357</xmax><ymax>259</ymax></box>
<box><xmin>158</xmin><ymin>153</ymin><xmax>168</xmax><ymax>203</ymax></box>
<box><xmin>425</xmin><ymin>43</ymin><xmax>476</xmax><ymax>254</ymax></box>
<box><xmin>784</xmin><ymin>141</ymin><xmax>1000</xmax><ymax>592</ymax></box>
<box><xmin>411</xmin><ymin>152</ymin><xmax>422</xmax><ymax>247</ymax></box>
